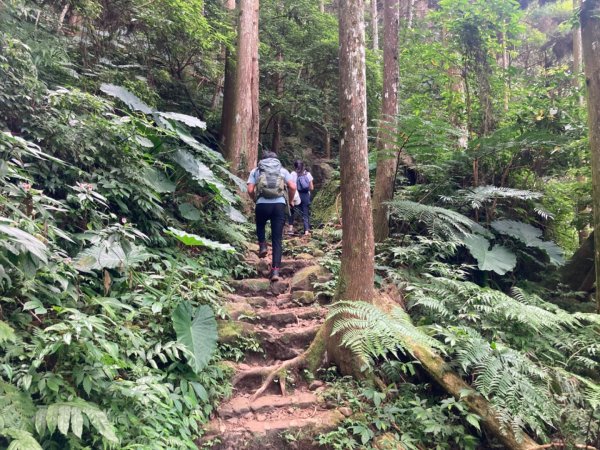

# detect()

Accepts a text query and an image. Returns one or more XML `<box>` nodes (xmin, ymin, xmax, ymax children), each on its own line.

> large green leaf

<box><xmin>158</xmin><ymin>112</ymin><xmax>206</xmax><ymax>129</ymax></box>
<box><xmin>172</xmin><ymin>302</ymin><xmax>217</xmax><ymax>373</ymax></box>
<box><xmin>166</xmin><ymin>227</ymin><xmax>235</xmax><ymax>252</ymax></box>
<box><xmin>74</xmin><ymin>241</ymin><xmax>152</xmax><ymax>272</ymax></box>
<box><xmin>0</xmin><ymin>224</ymin><xmax>48</xmax><ymax>264</ymax></box>
<box><xmin>99</xmin><ymin>83</ymin><xmax>153</xmax><ymax>114</ymax></box>
<box><xmin>143</xmin><ymin>167</ymin><xmax>176</xmax><ymax>193</ymax></box>
<box><xmin>462</xmin><ymin>234</ymin><xmax>517</xmax><ymax>275</ymax></box>
<box><xmin>171</xmin><ymin>149</ymin><xmax>235</xmax><ymax>203</ymax></box>
<box><xmin>491</xmin><ymin>220</ymin><xmax>564</xmax><ymax>266</ymax></box>
<box><xmin>178</xmin><ymin>203</ymin><xmax>202</xmax><ymax>221</ymax></box>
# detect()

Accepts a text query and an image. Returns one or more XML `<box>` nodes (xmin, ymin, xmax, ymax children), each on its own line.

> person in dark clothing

<box><xmin>247</xmin><ymin>151</ymin><xmax>297</xmax><ymax>281</ymax></box>
<box><xmin>287</xmin><ymin>160</ymin><xmax>314</xmax><ymax>236</ymax></box>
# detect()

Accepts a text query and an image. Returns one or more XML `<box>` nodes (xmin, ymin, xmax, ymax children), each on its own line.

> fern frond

<box><xmin>387</xmin><ymin>200</ymin><xmax>488</xmax><ymax>240</ymax></box>
<box><xmin>328</xmin><ymin>301</ymin><xmax>443</xmax><ymax>369</ymax></box>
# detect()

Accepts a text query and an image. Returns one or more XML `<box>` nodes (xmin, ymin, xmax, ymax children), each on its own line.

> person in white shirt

<box><xmin>287</xmin><ymin>160</ymin><xmax>314</xmax><ymax>236</ymax></box>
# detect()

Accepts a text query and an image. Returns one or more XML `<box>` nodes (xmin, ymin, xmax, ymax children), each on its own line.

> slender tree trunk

<box><xmin>250</xmin><ymin>0</ymin><xmax>260</xmax><ymax>159</ymax></box>
<box><xmin>574</xmin><ymin>0</ymin><xmax>584</xmax><ymax>106</ymax></box>
<box><xmin>501</xmin><ymin>29</ymin><xmax>510</xmax><ymax>112</ymax></box>
<box><xmin>407</xmin><ymin>0</ymin><xmax>415</xmax><ymax>29</ymax></box>
<box><xmin>271</xmin><ymin>51</ymin><xmax>284</xmax><ymax>153</ymax></box>
<box><xmin>329</xmin><ymin>0</ymin><xmax>375</xmax><ymax>377</ymax></box>
<box><xmin>371</xmin><ymin>0</ymin><xmax>379</xmax><ymax>51</ymax></box>
<box><xmin>220</xmin><ymin>0</ymin><xmax>237</xmax><ymax>153</ymax></box>
<box><xmin>336</xmin><ymin>0</ymin><xmax>375</xmax><ymax>304</ymax></box>
<box><xmin>320</xmin><ymin>0</ymin><xmax>325</xmax><ymax>13</ymax></box>
<box><xmin>225</xmin><ymin>0</ymin><xmax>260</xmax><ymax>173</ymax></box>
<box><xmin>372</xmin><ymin>0</ymin><xmax>400</xmax><ymax>242</ymax></box>
<box><xmin>581</xmin><ymin>0</ymin><xmax>600</xmax><ymax>312</ymax></box>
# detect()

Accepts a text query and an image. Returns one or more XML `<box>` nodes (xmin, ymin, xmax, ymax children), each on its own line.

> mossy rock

<box><xmin>226</xmin><ymin>302</ymin><xmax>256</xmax><ymax>320</ymax></box>
<box><xmin>291</xmin><ymin>265</ymin><xmax>329</xmax><ymax>292</ymax></box>
<box><xmin>217</xmin><ymin>320</ymin><xmax>255</xmax><ymax>344</ymax></box>
<box><xmin>311</xmin><ymin>178</ymin><xmax>340</xmax><ymax>226</ymax></box>
<box><xmin>230</xmin><ymin>278</ymin><xmax>272</xmax><ymax>296</ymax></box>
<box><xmin>292</xmin><ymin>290</ymin><xmax>316</xmax><ymax>305</ymax></box>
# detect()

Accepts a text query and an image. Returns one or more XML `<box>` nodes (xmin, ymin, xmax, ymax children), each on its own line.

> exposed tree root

<box><xmin>232</xmin><ymin>326</ymin><xmax>327</xmax><ymax>402</ymax></box>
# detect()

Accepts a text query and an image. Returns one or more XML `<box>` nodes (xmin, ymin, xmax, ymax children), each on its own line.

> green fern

<box><xmin>388</xmin><ymin>200</ymin><xmax>488</xmax><ymax>240</ymax></box>
<box><xmin>328</xmin><ymin>301</ymin><xmax>443</xmax><ymax>369</ymax></box>
<box><xmin>35</xmin><ymin>400</ymin><xmax>118</xmax><ymax>443</ymax></box>
<box><xmin>0</xmin><ymin>428</ymin><xmax>42</xmax><ymax>450</ymax></box>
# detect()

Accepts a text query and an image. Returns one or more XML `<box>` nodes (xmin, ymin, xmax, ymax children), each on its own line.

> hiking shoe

<box><xmin>258</xmin><ymin>242</ymin><xmax>268</xmax><ymax>258</ymax></box>
<box><xmin>270</xmin><ymin>268</ymin><xmax>281</xmax><ymax>282</ymax></box>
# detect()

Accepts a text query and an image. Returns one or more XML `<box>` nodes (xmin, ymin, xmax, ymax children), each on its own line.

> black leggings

<box><xmin>256</xmin><ymin>203</ymin><xmax>287</xmax><ymax>268</ymax></box>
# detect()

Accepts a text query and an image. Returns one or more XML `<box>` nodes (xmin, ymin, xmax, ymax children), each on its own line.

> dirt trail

<box><xmin>200</xmin><ymin>240</ymin><xmax>345</xmax><ymax>449</ymax></box>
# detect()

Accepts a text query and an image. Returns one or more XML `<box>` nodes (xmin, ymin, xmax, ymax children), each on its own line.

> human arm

<box><xmin>247</xmin><ymin>169</ymin><xmax>257</xmax><ymax>201</ymax></box>
<box><xmin>287</xmin><ymin>179</ymin><xmax>297</xmax><ymax>204</ymax></box>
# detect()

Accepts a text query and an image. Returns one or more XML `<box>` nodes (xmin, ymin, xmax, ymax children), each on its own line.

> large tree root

<box><xmin>233</xmin><ymin>326</ymin><xmax>328</xmax><ymax>402</ymax></box>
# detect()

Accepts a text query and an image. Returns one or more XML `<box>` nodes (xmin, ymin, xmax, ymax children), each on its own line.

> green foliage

<box><xmin>0</xmin><ymin>8</ymin><xmax>243</xmax><ymax>447</ymax></box>
<box><xmin>172</xmin><ymin>302</ymin><xmax>218</xmax><ymax>373</ymax></box>
<box><xmin>318</xmin><ymin>379</ymin><xmax>481</xmax><ymax>450</ymax></box>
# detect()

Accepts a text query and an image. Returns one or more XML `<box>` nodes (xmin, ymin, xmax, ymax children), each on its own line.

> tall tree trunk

<box><xmin>371</xmin><ymin>0</ymin><xmax>379</xmax><ymax>51</ymax></box>
<box><xmin>581</xmin><ymin>0</ymin><xmax>600</xmax><ymax>312</ymax></box>
<box><xmin>330</xmin><ymin>0</ymin><xmax>375</xmax><ymax>377</ymax></box>
<box><xmin>372</xmin><ymin>0</ymin><xmax>400</xmax><ymax>242</ymax></box>
<box><xmin>271</xmin><ymin>51</ymin><xmax>284</xmax><ymax>153</ymax></box>
<box><xmin>574</xmin><ymin>0</ymin><xmax>584</xmax><ymax>106</ymax></box>
<box><xmin>320</xmin><ymin>0</ymin><xmax>325</xmax><ymax>13</ymax></box>
<box><xmin>225</xmin><ymin>0</ymin><xmax>260</xmax><ymax>174</ymax></box>
<box><xmin>336</xmin><ymin>0</ymin><xmax>375</xmax><ymax>305</ymax></box>
<box><xmin>220</xmin><ymin>0</ymin><xmax>237</xmax><ymax>154</ymax></box>
<box><xmin>501</xmin><ymin>29</ymin><xmax>510</xmax><ymax>112</ymax></box>
<box><xmin>250</xmin><ymin>0</ymin><xmax>260</xmax><ymax>159</ymax></box>
<box><xmin>406</xmin><ymin>0</ymin><xmax>415</xmax><ymax>29</ymax></box>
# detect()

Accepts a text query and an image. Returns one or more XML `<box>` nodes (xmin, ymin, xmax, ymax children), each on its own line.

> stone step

<box><xmin>202</xmin><ymin>408</ymin><xmax>344</xmax><ymax>450</ymax></box>
<box><xmin>219</xmin><ymin>392</ymin><xmax>319</xmax><ymax>418</ymax></box>
<box><xmin>255</xmin><ymin>323</ymin><xmax>322</xmax><ymax>360</ymax></box>
<box><xmin>230</xmin><ymin>278</ymin><xmax>289</xmax><ymax>296</ymax></box>
<box><xmin>230</xmin><ymin>305</ymin><xmax>325</xmax><ymax>327</ymax></box>
<box><xmin>255</xmin><ymin>258</ymin><xmax>319</xmax><ymax>278</ymax></box>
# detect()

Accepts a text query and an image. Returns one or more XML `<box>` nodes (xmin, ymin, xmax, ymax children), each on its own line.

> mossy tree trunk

<box><xmin>581</xmin><ymin>0</ymin><xmax>600</xmax><ymax>312</ymax></box>
<box><xmin>372</xmin><ymin>0</ymin><xmax>400</xmax><ymax>243</ymax></box>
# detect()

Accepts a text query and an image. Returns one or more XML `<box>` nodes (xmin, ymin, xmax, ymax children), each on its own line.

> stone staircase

<box><xmin>200</xmin><ymin>246</ymin><xmax>345</xmax><ymax>449</ymax></box>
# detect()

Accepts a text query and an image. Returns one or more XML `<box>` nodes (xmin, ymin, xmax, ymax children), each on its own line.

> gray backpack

<box><xmin>256</xmin><ymin>158</ymin><xmax>286</xmax><ymax>199</ymax></box>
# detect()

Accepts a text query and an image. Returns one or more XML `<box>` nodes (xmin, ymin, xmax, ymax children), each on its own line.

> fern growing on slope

<box><xmin>328</xmin><ymin>301</ymin><xmax>443</xmax><ymax>369</ymax></box>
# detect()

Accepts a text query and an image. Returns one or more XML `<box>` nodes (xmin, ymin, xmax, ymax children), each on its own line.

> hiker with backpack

<box><xmin>247</xmin><ymin>151</ymin><xmax>297</xmax><ymax>281</ymax></box>
<box><xmin>287</xmin><ymin>160</ymin><xmax>314</xmax><ymax>236</ymax></box>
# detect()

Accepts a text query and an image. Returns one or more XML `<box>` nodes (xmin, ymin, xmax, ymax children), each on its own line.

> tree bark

<box><xmin>574</xmin><ymin>0</ymin><xmax>584</xmax><ymax>106</ymax></box>
<box><xmin>336</xmin><ymin>0</ymin><xmax>375</xmax><ymax>304</ymax></box>
<box><xmin>220</xmin><ymin>0</ymin><xmax>237</xmax><ymax>154</ymax></box>
<box><xmin>225</xmin><ymin>0</ymin><xmax>260</xmax><ymax>174</ymax></box>
<box><xmin>250</xmin><ymin>0</ymin><xmax>260</xmax><ymax>159</ymax></box>
<box><xmin>371</xmin><ymin>0</ymin><xmax>379</xmax><ymax>51</ymax></box>
<box><xmin>271</xmin><ymin>51</ymin><xmax>284</xmax><ymax>153</ymax></box>
<box><xmin>320</xmin><ymin>0</ymin><xmax>325</xmax><ymax>13</ymax></box>
<box><xmin>581</xmin><ymin>0</ymin><xmax>600</xmax><ymax>311</ymax></box>
<box><xmin>372</xmin><ymin>0</ymin><xmax>400</xmax><ymax>243</ymax></box>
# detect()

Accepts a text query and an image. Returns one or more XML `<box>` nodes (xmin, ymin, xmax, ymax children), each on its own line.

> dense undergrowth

<box><xmin>0</xmin><ymin>4</ymin><xmax>252</xmax><ymax>448</ymax></box>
